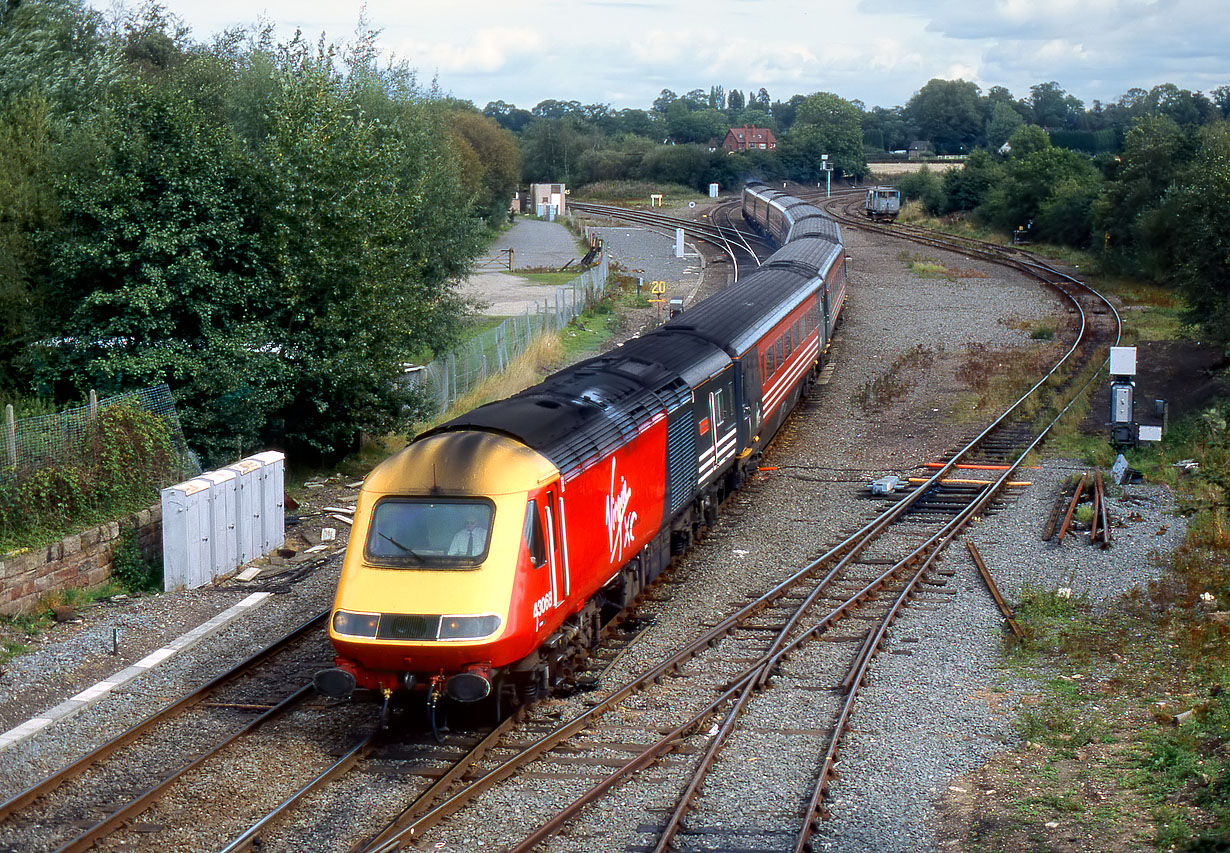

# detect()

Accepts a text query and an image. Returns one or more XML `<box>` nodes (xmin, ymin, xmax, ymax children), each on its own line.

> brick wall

<box><xmin>0</xmin><ymin>504</ymin><xmax>161</xmax><ymax>616</ymax></box>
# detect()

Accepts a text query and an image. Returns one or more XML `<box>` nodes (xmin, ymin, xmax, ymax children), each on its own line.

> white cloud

<box><xmin>395</xmin><ymin>28</ymin><xmax>543</xmax><ymax>75</ymax></box>
<box><xmin>145</xmin><ymin>0</ymin><xmax>1230</xmax><ymax>111</ymax></box>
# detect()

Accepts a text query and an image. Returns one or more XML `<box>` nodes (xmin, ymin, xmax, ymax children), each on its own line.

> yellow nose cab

<box><xmin>322</xmin><ymin>430</ymin><xmax>558</xmax><ymax>699</ymax></box>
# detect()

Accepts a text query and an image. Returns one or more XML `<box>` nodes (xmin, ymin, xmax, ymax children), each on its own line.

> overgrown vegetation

<box><xmin>852</xmin><ymin>344</ymin><xmax>938</xmax><ymax>411</ymax></box>
<box><xmin>996</xmin><ymin>404</ymin><xmax>1230</xmax><ymax>850</ymax></box>
<box><xmin>0</xmin><ymin>403</ymin><xmax>185</xmax><ymax>550</ymax></box>
<box><xmin>109</xmin><ymin>528</ymin><xmax>162</xmax><ymax>593</ymax></box>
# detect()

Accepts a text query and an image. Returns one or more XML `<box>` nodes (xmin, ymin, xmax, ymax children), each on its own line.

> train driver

<box><xmin>447</xmin><ymin>509</ymin><xmax>488</xmax><ymax>557</ymax></box>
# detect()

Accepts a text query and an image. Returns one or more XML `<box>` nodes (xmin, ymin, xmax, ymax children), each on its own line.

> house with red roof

<box><xmin>721</xmin><ymin>125</ymin><xmax>778</xmax><ymax>153</ymax></box>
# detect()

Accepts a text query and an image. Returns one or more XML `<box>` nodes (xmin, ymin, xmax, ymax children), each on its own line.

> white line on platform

<box><xmin>0</xmin><ymin>591</ymin><xmax>272</xmax><ymax>753</ymax></box>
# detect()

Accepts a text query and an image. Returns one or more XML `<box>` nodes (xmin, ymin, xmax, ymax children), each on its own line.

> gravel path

<box><xmin>0</xmin><ymin>207</ymin><xmax>1185</xmax><ymax>852</ymax></box>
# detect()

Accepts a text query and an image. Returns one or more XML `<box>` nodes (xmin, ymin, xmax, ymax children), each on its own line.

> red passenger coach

<box><xmin>317</xmin><ymin>183</ymin><xmax>846</xmax><ymax>718</ymax></box>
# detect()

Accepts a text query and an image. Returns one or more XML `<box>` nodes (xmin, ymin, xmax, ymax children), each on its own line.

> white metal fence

<box><xmin>416</xmin><ymin>253</ymin><xmax>610</xmax><ymax>414</ymax></box>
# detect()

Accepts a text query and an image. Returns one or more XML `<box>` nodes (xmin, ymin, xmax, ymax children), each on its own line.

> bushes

<box><xmin>0</xmin><ymin>403</ymin><xmax>179</xmax><ymax>549</ymax></box>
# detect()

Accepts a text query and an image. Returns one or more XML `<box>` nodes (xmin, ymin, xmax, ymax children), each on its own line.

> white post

<box><xmin>4</xmin><ymin>404</ymin><xmax>15</xmax><ymax>468</ymax></box>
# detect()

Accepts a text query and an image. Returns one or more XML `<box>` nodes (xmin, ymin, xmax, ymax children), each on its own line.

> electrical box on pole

<box><xmin>1108</xmin><ymin>346</ymin><xmax>1136</xmax><ymax>447</ymax></box>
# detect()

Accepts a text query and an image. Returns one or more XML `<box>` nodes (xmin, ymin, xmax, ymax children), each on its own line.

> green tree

<box><xmin>0</xmin><ymin>0</ymin><xmax>121</xmax><ymax>117</ymax></box>
<box><xmin>520</xmin><ymin>116</ymin><xmax>588</xmax><ymax>183</ymax></box>
<box><xmin>614</xmin><ymin>108</ymin><xmax>655</xmax><ymax>138</ymax></box>
<box><xmin>785</xmin><ymin>91</ymin><xmax>865</xmax><ymax>176</ymax></box>
<box><xmin>483</xmin><ymin>100</ymin><xmax>532</xmax><ymax>133</ymax></box>
<box><xmin>941</xmin><ymin>148</ymin><xmax>999</xmax><ymax>213</ymax></box>
<box><xmin>451</xmin><ymin>110</ymin><xmax>521</xmax><ymax>222</ymax></box>
<box><xmin>898</xmin><ymin>166</ymin><xmax>944</xmax><ymax>214</ymax></box>
<box><xmin>986</xmin><ymin>101</ymin><xmax>1025</xmax><ymax>150</ymax></box>
<box><xmin>1004</xmin><ymin>124</ymin><xmax>1051</xmax><ymax>158</ymax></box>
<box><xmin>1095</xmin><ymin>114</ymin><xmax>1193</xmax><ymax>262</ymax></box>
<box><xmin>1152</xmin><ymin>123</ymin><xmax>1230</xmax><ymax>342</ymax></box>
<box><xmin>980</xmin><ymin>142</ymin><xmax>1101</xmax><ymax>240</ymax></box>
<box><xmin>640</xmin><ymin>143</ymin><xmax>712</xmax><ymax>188</ymax></box>
<box><xmin>250</xmin><ymin>43</ymin><xmax>477</xmax><ymax>457</ymax></box>
<box><xmin>0</xmin><ymin>92</ymin><xmax>59</xmax><ymax>391</ymax></box>
<box><xmin>905</xmin><ymin>78</ymin><xmax>984</xmax><ymax>153</ymax></box>
<box><xmin>652</xmin><ymin>89</ymin><xmax>677</xmax><ymax>115</ymax></box>
<box><xmin>44</xmin><ymin>76</ymin><xmax>274</xmax><ymax>460</ymax></box>
<box><xmin>1029</xmin><ymin>81</ymin><xmax>1080</xmax><ymax>128</ymax></box>
<box><xmin>664</xmin><ymin>102</ymin><xmax>727</xmax><ymax>144</ymax></box>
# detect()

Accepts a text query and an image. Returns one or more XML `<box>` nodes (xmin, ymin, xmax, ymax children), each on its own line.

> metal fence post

<box><xmin>4</xmin><ymin>404</ymin><xmax>14</xmax><ymax>469</ymax></box>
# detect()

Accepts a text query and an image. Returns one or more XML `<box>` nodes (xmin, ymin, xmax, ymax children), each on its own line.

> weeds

<box><xmin>851</xmin><ymin>344</ymin><xmax>938</xmax><ymax>411</ymax></box>
<box><xmin>0</xmin><ymin>403</ymin><xmax>185</xmax><ymax>552</ymax></box>
<box><xmin>571</xmin><ymin>180</ymin><xmax>704</xmax><ymax>207</ymax></box>
<box><xmin>110</xmin><ymin>530</ymin><xmax>162</xmax><ymax>594</ymax></box>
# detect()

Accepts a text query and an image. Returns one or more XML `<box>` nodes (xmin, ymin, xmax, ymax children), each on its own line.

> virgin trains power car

<box><xmin>315</xmin><ymin>183</ymin><xmax>847</xmax><ymax>710</ymax></box>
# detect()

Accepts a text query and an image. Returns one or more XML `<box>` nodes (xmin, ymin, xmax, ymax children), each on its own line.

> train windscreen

<box><xmin>364</xmin><ymin>498</ymin><xmax>495</xmax><ymax>567</ymax></box>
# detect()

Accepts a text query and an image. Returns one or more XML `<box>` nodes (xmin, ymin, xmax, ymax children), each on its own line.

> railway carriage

<box><xmin>318</xmin><ymin>184</ymin><xmax>848</xmax><ymax>713</ymax></box>
<box><xmin>866</xmin><ymin>186</ymin><xmax>900</xmax><ymax>222</ymax></box>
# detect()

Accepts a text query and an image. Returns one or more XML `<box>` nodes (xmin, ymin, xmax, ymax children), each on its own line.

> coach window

<box><xmin>523</xmin><ymin>500</ymin><xmax>547</xmax><ymax>568</ymax></box>
<box><xmin>776</xmin><ymin>338</ymin><xmax>784</xmax><ymax>365</ymax></box>
<box><xmin>766</xmin><ymin>347</ymin><xmax>776</xmax><ymax>375</ymax></box>
<box><xmin>794</xmin><ymin>319</ymin><xmax>802</xmax><ymax>345</ymax></box>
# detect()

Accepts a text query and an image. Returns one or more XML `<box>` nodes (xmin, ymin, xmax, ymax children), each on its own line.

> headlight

<box><xmin>332</xmin><ymin>610</ymin><xmax>379</xmax><ymax>638</ymax></box>
<box><xmin>438</xmin><ymin>614</ymin><xmax>502</xmax><ymax>640</ymax></box>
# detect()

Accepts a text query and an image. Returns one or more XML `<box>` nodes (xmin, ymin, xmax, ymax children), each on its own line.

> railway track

<box><xmin>0</xmin><ymin>612</ymin><xmax>336</xmax><ymax>852</ymax></box>
<box><xmin>569</xmin><ymin>200</ymin><xmax>770</xmax><ymax>280</ymax></box>
<box><xmin>195</xmin><ymin>225</ymin><xmax>1121</xmax><ymax>850</ymax></box>
<box><xmin>0</xmin><ymin>193</ymin><xmax>1123</xmax><ymax>852</ymax></box>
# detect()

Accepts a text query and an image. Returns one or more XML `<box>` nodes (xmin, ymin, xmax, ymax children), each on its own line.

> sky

<box><xmin>133</xmin><ymin>0</ymin><xmax>1228</xmax><ymax>112</ymax></box>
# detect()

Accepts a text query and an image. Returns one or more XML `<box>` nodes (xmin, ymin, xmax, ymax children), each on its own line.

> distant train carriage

<box><xmin>865</xmin><ymin>186</ymin><xmax>900</xmax><ymax>222</ymax></box>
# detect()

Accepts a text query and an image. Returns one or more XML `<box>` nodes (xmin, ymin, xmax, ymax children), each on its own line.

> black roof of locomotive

<box><xmin>423</xmin><ymin>184</ymin><xmax>845</xmax><ymax>475</ymax></box>
<box><xmin>424</xmin><ymin>332</ymin><xmax>723</xmax><ymax>476</ymax></box>
<box><xmin>662</xmin><ymin>264</ymin><xmax>821</xmax><ymax>357</ymax></box>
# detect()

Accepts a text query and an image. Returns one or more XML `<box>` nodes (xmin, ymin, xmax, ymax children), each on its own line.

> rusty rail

<box><xmin>1056</xmin><ymin>471</ymin><xmax>1089</xmax><ymax>542</ymax></box>
<box><xmin>966</xmin><ymin>541</ymin><xmax>1024</xmax><ymax>639</ymax></box>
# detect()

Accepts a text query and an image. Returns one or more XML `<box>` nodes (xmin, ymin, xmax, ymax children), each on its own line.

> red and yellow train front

<box><xmin>326</xmin><ymin>430</ymin><xmax>560</xmax><ymax>698</ymax></box>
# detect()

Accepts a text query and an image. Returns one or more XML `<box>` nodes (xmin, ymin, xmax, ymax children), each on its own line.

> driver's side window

<box><xmin>523</xmin><ymin>500</ymin><xmax>547</xmax><ymax>568</ymax></box>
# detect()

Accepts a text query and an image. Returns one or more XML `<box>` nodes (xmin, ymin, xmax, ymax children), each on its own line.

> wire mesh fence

<box><xmin>1</xmin><ymin>383</ymin><xmax>200</xmax><ymax>480</ymax></box>
<box><xmin>416</xmin><ymin>253</ymin><xmax>610</xmax><ymax>415</ymax></box>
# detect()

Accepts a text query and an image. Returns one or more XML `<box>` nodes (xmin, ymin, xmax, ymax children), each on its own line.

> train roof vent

<box><xmin>578</xmin><ymin>390</ymin><xmax>610</xmax><ymax>409</ymax></box>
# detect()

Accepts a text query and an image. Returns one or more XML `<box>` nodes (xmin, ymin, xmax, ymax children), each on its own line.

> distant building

<box><xmin>529</xmin><ymin>183</ymin><xmax>567</xmax><ymax>216</ymax></box>
<box><xmin>908</xmin><ymin>140</ymin><xmax>933</xmax><ymax>160</ymax></box>
<box><xmin>722</xmin><ymin>125</ymin><xmax>778</xmax><ymax>153</ymax></box>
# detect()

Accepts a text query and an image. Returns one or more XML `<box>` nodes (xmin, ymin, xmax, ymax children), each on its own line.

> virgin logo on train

<box><xmin>605</xmin><ymin>458</ymin><xmax>638</xmax><ymax>563</ymax></box>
